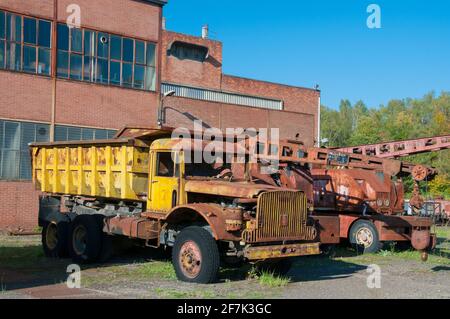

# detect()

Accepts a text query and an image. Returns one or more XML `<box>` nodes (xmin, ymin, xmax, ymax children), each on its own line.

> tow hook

<box><xmin>420</xmin><ymin>250</ymin><xmax>428</xmax><ymax>262</ymax></box>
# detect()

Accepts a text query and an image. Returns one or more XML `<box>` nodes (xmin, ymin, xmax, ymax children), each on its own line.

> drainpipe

<box><xmin>316</xmin><ymin>86</ymin><xmax>321</xmax><ymax>147</ymax></box>
<box><xmin>50</xmin><ymin>0</ymin><xmax>58</xmax><ymax>142</ymax></box>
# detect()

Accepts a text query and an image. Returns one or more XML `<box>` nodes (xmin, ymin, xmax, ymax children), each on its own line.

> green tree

<box><xmin>320</xmin><ymin>91</ymin><xmax>450</xmax><ymax>198</ymax></box>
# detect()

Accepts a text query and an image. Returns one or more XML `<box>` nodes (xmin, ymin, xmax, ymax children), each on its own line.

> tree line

<box><xmin>320</xmin><ymin>92</ymin><xmax>450</xmax><ymax>199</ymax></box>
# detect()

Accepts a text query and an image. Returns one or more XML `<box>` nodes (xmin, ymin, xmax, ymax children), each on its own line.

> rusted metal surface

<box><xmin>242</xmin><ymin>191</ymin><xmax>317</xmax><ymax>243</ymax></box>
<box><xmin>336</xmin><ymin>214</ymin><xmax>434</xmax><ymax>245</ymax></box>
<box><xmin>113</xmin><ymin>126</ymin><xmax>174</xmax><ymax>139</ymax></box>
<box><xmin>104</xmin><ymin>216</ymin><xmax>160</xmax><ymax>240</ymax></box>
<box><xmin>244</xmin><ymin>242</ymin><xmax>320</xmax><ymax>260</ymax></box>
<box><xmin>179</xmin><ymin>240</ymin><xmax>202</xmax><ymax>279</ymax></box>
<box><xmin>184</xmin><ymin>179</ymin><xmax>280</xmax><ymax>199</ymax></box>
<box><xmin>411</xmin><ymin>228</ymin><xmax>431</xmax><ymax>251</ymax></box>
<box><xmin>311</xmin><ymin>215</ymin><xmax>341</xmax><ymax>244</ymax></box>
<box><xmin>312</xmin><ymin>169</ymin><xmax>404</xmax><ymax>215</ymax></box>
<box><xmin>333</xmin><ymin>134</ymin><xmax>450</xmax><ymax>159</ymax></box>
<box><xmin>164</xmin><ymin>203</ymin><xmax>243</xmax><ymax>241</ymax></box>
<box><xmin>338</xmin><ymin>215</ymin><xmax>360</xmax><ymax>238</ymax></box>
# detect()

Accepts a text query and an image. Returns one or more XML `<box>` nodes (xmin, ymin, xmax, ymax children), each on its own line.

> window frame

<box><xmin>0</xmin><ymin>119</ymin><xmax>50</xmax><ymax>181</ymax></box>
<box><xmin>0</xmin><ymin>10</ymin><xmax>52</xmax><ymax>75</ymax></box>
<box><xmin>56</xmin><ymin>23</ymin><xmax>157</xmax><ymax>92</ymax></box>
<box><xmin>54</xmin><ymin>124</ymin><xmax>117</xmax><ymax>142</ymax></box>
<box><xmin>155</xmin><ymin>152</ymin><xmax>176</xmax><ymax>178</ymax></box>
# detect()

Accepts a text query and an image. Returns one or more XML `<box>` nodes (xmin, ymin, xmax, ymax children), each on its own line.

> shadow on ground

<box><xmin>0</xmin><ymin>243</ymin><xmax>170</xmax><ymax>291</ymax></box>
<box><xmin>1</xmin><ymin>241</ymin><xmax>370</xmax><ymax>291</ymax></box>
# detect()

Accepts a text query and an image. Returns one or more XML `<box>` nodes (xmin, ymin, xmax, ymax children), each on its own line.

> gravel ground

<box><xmin>1</xmin><ymin>228</ymin><xmax>449</xmax><ymax>299</ymax></box>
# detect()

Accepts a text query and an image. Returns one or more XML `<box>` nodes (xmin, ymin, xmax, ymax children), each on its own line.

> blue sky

<box><xmin>163</xmin><ymin>0</ymin><xmax>450</xmax><ymax>109</ymax></box>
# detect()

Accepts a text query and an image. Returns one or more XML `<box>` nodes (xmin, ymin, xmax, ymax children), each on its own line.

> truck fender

<box><xmin>165</xmin><ymin>203</ymin><xmax>241</xmax><ymax>242</ymax></box>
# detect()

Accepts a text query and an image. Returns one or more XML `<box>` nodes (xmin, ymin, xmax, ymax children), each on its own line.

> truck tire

<box><xmin>256</xmin><ymin>259</ymin><xmax>293</xmax><ymax>276</ymax></box>
<box><xmin>172</xmin><ymin>226</ymin><xmax>220</xmax><ymax>284</ymax></box>
<box><xmin>42</xmin><ymin>221</ymin><xmax>69</xmax><ymax>258</ymax></box>
<box><xmin>69</xmin><ymin>215</ymin><xmax>102</xmax><ymax>264</ymax></box>
<box><xmin>349</xmin><ymin>220</ymin><xmax>381</xmax><ymax>254</ymax></box>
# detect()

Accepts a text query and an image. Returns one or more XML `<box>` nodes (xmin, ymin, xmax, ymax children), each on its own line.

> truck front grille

<box><xmin>242</xmin><ymin>191</ymin><xmax>317</xmax><ymax>243</ymax></box>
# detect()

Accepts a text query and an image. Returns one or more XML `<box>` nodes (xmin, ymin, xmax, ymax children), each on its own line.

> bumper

<box><xmin>243</xmin><ymin>242</ymin><xmax>320</xmax><ymax>260</ymax></box>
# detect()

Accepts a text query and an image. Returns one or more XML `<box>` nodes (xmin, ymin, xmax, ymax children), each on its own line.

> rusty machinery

<box><xmin>333</xmin><ymin>135</ymin><xmax>450</xmax><ymax>218</ymax></box>
<box><xmin>246</xmin><ymin>137</ymin><xmax>442</xmax><ymax>258</ymax></box>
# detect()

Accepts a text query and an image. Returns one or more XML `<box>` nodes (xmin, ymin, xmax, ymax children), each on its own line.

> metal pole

<box><xmin>317</xmin><ymin>93</ymin><xmax>321</xmax><ymax>147</ymax></box>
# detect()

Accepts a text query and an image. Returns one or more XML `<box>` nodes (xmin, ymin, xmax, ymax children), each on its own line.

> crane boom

<box><xmin>332</xmin><ymin>134</ymin><xmax>450</xmax><ymax>159</ymax></box>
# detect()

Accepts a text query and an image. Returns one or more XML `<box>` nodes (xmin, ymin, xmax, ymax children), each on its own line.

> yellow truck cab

<box><xmin>30</xmin><ymin>128</ymin><xmax>319</xmax><ymax>283</ymax></box>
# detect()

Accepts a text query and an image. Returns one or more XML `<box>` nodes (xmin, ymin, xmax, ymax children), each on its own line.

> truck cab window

<box><xmin>156</xmin><ymin>152</ymin><xmax>174</xmax><ymax>177</ymax></box>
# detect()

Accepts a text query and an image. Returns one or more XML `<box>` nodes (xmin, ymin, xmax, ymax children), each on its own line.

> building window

<box><xmin>0</xmin><ymin>120</ymin><xmax>50</xmax><ymax>180</ymax></box>
<box><xmin>54</xmin><ymin>125</ymin><xmax>116</xmax><ymax>142</ymax></box>
<box><xmin>168</xmin><ymin>41</ymin><xmax>208</xmax><ymax>62</ymax></box>
<box><xmin>0</xmin><ymin>10</ymin><xmax>52</xmax><ymax>75</ymax></box>
<box><xmin>56</xmin><ymin>24</ymin><xmax>156</xmax><ymax>91</ymax></box>
<box><xmin>162</xmin><ymin>83</ymin><xmax>284</xmax><ymax>111</ymax></box>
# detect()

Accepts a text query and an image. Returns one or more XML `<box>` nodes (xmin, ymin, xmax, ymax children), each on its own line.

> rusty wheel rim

<box><xmin>179</xmin><ymin>240</ymin><xmax>202</xmax><ymax>279</ymax></box>
<box><xmin>355</xmin><ymin>227</ymin><xmax>374</xmax><ymax>248</ymax></box>
<box><xmin>412</xmin><ymin>165</ymin><xmax>427</xmax><ymax>181</ymax></box>
<box><xmin>73</xmin><ymin>225</ymin><xmax>88</xmax><ymax>255</ymax></box>
<box><xmin>46</xmin><ymin>223</ymin><xmax>58</xmax><ymax>250</ymax></box>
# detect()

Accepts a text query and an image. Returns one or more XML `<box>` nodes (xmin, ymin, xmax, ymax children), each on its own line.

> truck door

<box><xmin>148</xmin><ymin>151</ymin><xmax>180</xmax><ymax>212</ymax></box>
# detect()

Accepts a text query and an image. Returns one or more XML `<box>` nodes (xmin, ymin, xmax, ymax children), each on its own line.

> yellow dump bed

<box><xmin>30</xmin><ymin>138</ymin><xmax>150</xmax><ymax>201</ymax></box>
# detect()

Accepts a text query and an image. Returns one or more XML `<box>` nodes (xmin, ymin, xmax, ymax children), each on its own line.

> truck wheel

<box><xmin>69</xmin><ymin>215</ymin><xmax>102</xmax><ymax>264</ymax></box>
<box><xmin>349</xmin><ymin>220</ymin><xmax>381</xmax><ymax>254</ymax></box>
<box><xmin>172</xmin><ymin>226</ymin><xmax>220</xmax><ymax>284</ymax></box>
<box><xmin>256</xmin><ymin>259</ymin><xmax>293</xmax><ymax>276</ymax></box>
<box><xmin>42</xmin><ymin>221</ymin><xmax>69</xmax><ymax>258</ymax></box>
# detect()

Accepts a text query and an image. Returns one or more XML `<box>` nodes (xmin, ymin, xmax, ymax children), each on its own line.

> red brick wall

<box><xmin>222</xmin><ymin>75</ymin><xmax>320</xmax><ymax>117</ymax></box>
<box><xmin>55</xmin><ymin>80</ymin><xmax>159</xmax><ymax>129</ymax></box>
<box><xmin>0</xmin><ymin>182</ymin><xmax>40</xmax><ymax>232</ymax></box>
<box><xmin>164</xmin><ymin>96</ymin><xmax>315</xmax><ymax>145</ymax></box>
<box><xmin>0</xmin><ymin>0</ymin><xmax>54</xmax><ymax>19</ymax></box>
<box><xmin>0</xmin><ymin>71</ymin><xmax>53</xmax><ymax>123</ymax></box>
<box><xmin>57</xmin><ymin>0</ymin><xmax>160</xmax><ymax>41</ymax></box>
<box><xmin>162</xmin><ymin>31</ymin><xmax>223</xmax><ymax>90</ymax></box>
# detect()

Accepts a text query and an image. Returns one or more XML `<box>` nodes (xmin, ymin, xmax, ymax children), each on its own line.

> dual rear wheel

<box><xmin>41</xmin><ymin>215</ymin><xmax>112</xmax><ymax>263</ymax></box>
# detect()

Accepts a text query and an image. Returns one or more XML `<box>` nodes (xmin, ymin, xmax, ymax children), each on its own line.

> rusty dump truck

<box><xmin>30</xmin><ymin>128</ymin><xmax>319</xmax><ymax>283</ymax></box>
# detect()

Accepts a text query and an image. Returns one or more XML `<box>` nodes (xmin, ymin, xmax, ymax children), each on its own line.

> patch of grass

<box><xmin>435</xmin><ymin>226</ymin><xmax>450</xmax><ymax>239</ymax></box>
<box><xmin>82</xmin><ymin>261</ymin><xmax>177</xmax><ymax>288</ymax></box>
<box><xmin>33</xmin><ymin>226</ymin><xmax>43</xmax><ymax>234</ymax></box>
<box><xmin>136</xmin><ymin>261</ymin><xmax>176</xmax><ymax>280</ymax></box>
<box><xmin>0</xmin><ymin>239</ymin><xmax>51</xmax><ymax>269</ymax></box>
<box><xmin>257</xmin><ymin>271</ymin><xmax>290</xmax><ymax>288</ymax></box>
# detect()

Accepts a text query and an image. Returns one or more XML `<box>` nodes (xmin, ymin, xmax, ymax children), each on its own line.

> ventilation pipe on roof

<box><xmin>202</xmin><ymin>25</ymin><xmax>209</xmax><ymax>39</ymax></box>
<box><xmin>162</xmin><ymin>17</ymin><xmax>166</xmax><ymax>30</ymax></box>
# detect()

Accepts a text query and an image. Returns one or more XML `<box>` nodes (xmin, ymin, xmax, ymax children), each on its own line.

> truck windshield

<box><xmin>184</xmin><ymin>151</ymin><xmax>233</xmax><ymax>178</ymax></box>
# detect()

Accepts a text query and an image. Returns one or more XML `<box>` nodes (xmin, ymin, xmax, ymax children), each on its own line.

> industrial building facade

<box><xmin>0</xmin><ymin>0</ymin><xmax>320</xmax><ymax>231</ymax></box>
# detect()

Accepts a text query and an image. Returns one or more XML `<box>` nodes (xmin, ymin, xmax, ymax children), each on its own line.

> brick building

<box><xmin>0</xmin><ymin>0</ymin><xmax>320</xmax><ymax>231</ymax></box>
